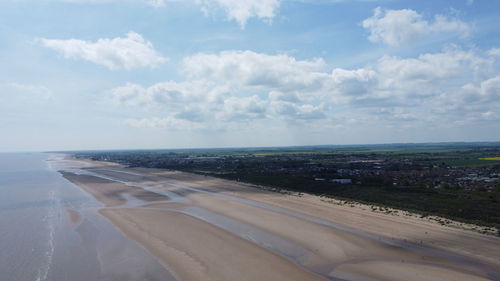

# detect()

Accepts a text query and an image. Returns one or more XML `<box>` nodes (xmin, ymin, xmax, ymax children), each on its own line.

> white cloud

<box><xmin>110</xmin><ymin>80</ymin><xmax>229</xmax><ymax>109</ymax></box>
<box><xmin>217</xmin><ymin>95</ymin><xmax>268</xmax><ymax>120</ymax></box>
<box><xmin>124</xmin><ymin>117</ymin><xmax>205</xmax><ymax>130</ymax></box>
<box><xmin>478</xmin><ymin>75</ymin><xmax>500</xmax><ymax>100</ymax></box>
<box><xmin>362</xmin><ymin>7</ymin><xmax>471</xmax><ymax>46</ymax></box>
<box><xmin>112</xmin><ymin>48</ymin><xmax>499</xmax><ymax>130</ymax></box>
<box><xmin>423</xmin><ymin>72</ymin><xmax>500</xmax><ymax>124</ymax></box>
<box><xmin>110</xmin><ymin>80</ymin><xmax>235</xmax><ymax>126</ymax></box>
<box><xmin>183</xmin><ymin>50</ymin><xmax>480</xmax><ymax>106</ymax></box>
<box><xmin>114</xmin><ymin>51</ymin><xmax>368</xmax><ymax>126</ymax></box>
<box><xmin>481</xmin><ymin>111</ymin><xmax>497</xmax><ymax>120</ymax></box>
<box><xmin>487</xmin><ymin>48</ymin><xmax>500</xmax><ymax>58</ymax></box>
<box><xmin>373</xmin><ymin>49</ymin><xmax>487</xmax><ymax>100</ymax></box>
<box><xmin>328</xmin><ymin>68</ymin><xmax>376</xmax><ymax>97</ymax></box>
<box><xmin>183</xmin><ymin>50</ymin><xmax>327</xmax><ymax>93</ymax></box>
<box><xmin>270</xmin><ymin>100</ymin><xmax>326</xmax><ymax>120</ymax></box>
<box><xmin>195</xmin><ymin>0</ymin><xmax>280</xmax><ymax>28</ymax></box>
<box><xmin>38</xmin><ymin>32</ymin><xmax>167</xmax><ymax>70</ymax></box>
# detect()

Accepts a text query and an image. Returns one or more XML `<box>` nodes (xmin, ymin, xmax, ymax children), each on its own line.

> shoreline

<box><xmin>58</xmin><ymin>156</ymin><xmax>500</xmax><ymax>281</ymax></box>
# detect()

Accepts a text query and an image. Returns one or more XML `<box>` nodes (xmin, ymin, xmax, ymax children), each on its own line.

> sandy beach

<box><xmin>58</xmin><ymin>157</ymin><xmax>500</xmax><ymax>281</ymax></box>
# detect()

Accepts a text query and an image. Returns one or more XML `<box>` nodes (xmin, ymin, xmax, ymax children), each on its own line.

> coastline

<box><xmin>58</xmin><ymin>156</ymin><xmax>500</xmax><ymax>281</ymax></box>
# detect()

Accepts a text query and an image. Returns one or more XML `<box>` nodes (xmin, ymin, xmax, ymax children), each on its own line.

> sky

<box><xmin>1</xmin><ymin>0</ymin><xmax>500</xmax><ymax>152</ymax></box>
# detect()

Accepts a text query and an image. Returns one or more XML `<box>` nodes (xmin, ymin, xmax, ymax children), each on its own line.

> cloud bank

<box><xmin>111</xmin><ymin>47</ymin><xmax>499</xmax><ymax>130</ymax></box>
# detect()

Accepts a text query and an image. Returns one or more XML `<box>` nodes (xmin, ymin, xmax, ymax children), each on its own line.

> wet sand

<box><xmin>100</xmin><ymin>208</ymin><xmax>326</xmax><ymax>281</ymax></box>
<box><xmin>65</xmin><ymin>208</ymin><xmax>81</xmax><ymax>227</ymax></box>
<box><xmin>59</xmin><ymin>159</ymin><xmax>500</xmax><ymax>281</ymax></box>
<box><xmin>61</xmin><ymin>171</ymin><xmax>168</xmax><ymax>207</ymax></box>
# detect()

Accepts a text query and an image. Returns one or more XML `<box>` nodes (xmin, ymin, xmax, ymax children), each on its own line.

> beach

<box><xmin>58</xmin><ymin>156</ymin><xmax>500</xmax><ymax>281</ymax></box>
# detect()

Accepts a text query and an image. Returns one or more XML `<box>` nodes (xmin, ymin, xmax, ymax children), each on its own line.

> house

<box><xmin>331</xmin><ymin>179</ymin><xmax>352</xmax><ymax>184</ymax></box>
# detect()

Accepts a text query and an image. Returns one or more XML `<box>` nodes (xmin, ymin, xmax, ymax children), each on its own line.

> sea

<box><xmin>0</xmin><ymin>152</ymin><xmax>174</xmax><ymax>281</ymax></box>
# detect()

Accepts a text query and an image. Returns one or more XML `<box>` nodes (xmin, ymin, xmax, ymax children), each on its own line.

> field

<box><xmin>481</xmin><ymin>157</ymin><xmax>500</xmax><ymax>161</ymax></box>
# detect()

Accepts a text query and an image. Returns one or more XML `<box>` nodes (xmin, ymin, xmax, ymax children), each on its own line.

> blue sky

<box><xmin>1</xmin><ymin>0</ymin><xmax>499</xmax><ymax>151</ymax></box>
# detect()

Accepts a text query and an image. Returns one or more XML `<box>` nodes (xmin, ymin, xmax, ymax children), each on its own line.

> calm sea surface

<box><xmin>0</xmin><ymin>153</ymin><xmax>173</xmax><ymax>281</ymax></box>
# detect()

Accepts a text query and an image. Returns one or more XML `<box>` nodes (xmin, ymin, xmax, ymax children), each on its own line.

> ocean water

<box><xmin>0</xmin><ymin>153</ymin><xmax>174</xmax><ymax>281</ymax></box>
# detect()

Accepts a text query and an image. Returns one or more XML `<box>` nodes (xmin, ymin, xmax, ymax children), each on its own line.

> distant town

<box><xmin>73</xmin><ymin>142</ymin><xmax>500</xmax><ymax>231</ymax></box>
